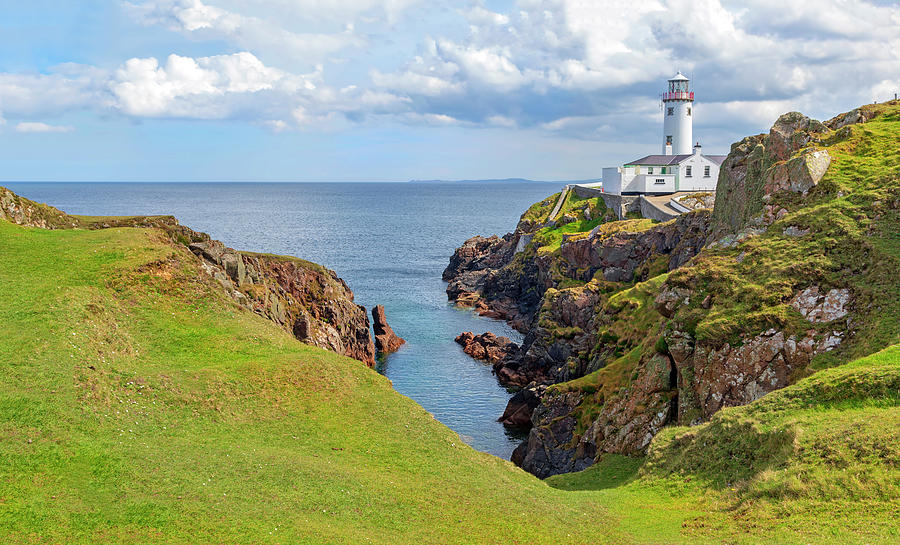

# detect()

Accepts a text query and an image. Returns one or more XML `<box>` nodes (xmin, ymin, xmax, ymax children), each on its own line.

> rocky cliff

<box><xmin>0</xmin><ymin>187</ymin><xmax>377</xmax><ymax>366</ymax></box>
<box><xmin>446</xmin><ymin>101</ymin><xmax>900</xmax><ymax>477</ymax></box>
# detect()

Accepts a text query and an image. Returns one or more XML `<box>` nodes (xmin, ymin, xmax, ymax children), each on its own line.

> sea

<box><xmin>5</xmin><ymin>181</ymin><xmax>561</xmax><ymax>459</ymax></box>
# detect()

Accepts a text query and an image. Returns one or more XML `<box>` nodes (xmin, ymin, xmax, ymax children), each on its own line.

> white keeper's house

<box><xmin>601</xmin><ymin>73</ymin><xmax>726</xmax><ymax>195</ymax></box>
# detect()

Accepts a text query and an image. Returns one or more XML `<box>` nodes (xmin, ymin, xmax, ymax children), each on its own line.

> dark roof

<box><xmin>626</xmin><ymin>154</ymin><xmax>728</xmax><ymax>166</ymax></box>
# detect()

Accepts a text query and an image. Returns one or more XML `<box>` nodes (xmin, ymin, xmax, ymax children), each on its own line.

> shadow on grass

<box><xmin>545</xmin><ymin>454</ymin><xmax>645</xmax><ymax>491</ymax></box>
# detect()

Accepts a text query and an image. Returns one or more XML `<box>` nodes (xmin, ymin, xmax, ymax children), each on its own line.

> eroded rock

<box><xmin>372</xmin><ymin>305</ymin><xmax>405</xmax><ymax>354</ymax></box>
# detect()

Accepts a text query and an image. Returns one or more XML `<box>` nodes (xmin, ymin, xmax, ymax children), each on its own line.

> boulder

<box><xmin>498</xmin><ymin>383</ymin><xmax>546</xmax><ymax>428</ymax></box>
<box><xmin>372</xmin><ymin>305</ymin><xmax>405</xmax><ymax>354</ymax></box>
<box><xmin>454</xmin><ymin>331</ymin><xmax>519</xmax><ymax>365</ymax></box>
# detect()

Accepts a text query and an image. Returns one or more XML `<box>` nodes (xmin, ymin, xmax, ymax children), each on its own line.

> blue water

<box><xmin>5</xmin><ymin>181</ymin><xmax>560</xmax><ymax>458</ymax></box>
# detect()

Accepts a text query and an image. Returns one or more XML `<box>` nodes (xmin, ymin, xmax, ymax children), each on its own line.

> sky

<box><xmin>0</xmin><ymin>0</ymin><xmax>898</xmax><ymax>182</ymax></box>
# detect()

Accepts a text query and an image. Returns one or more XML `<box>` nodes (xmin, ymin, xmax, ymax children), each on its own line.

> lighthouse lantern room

<box><xmin>662</xmin><ymin>72</ymin><xmax>694</xmax><ymax>155</ymax></box>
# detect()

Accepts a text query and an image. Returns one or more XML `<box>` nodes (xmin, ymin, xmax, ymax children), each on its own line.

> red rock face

<box><xmin>372</xmin><ymin>305</ymin><xmax>405</xmax><ymax>354</ymax></box>
<box><xmin>666</xmin><ymin>328</ymin><xmax>843</xmax><ymax>424</ymax></box>
<box><xmin>560</xmin><ymin>210</ymin><xmax>711</xmax><ymax>284</ymax></box>
<box><xmin>189</xmin><ymin>241</ymin><xmax>377</xmax><ymax>367</ymax></box>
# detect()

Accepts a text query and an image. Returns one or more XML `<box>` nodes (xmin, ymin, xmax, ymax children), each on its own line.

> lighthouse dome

<box><xmin>669</xmin><ymin>72</ymin><xmax>689</xmax><ymax>81</ymax></box>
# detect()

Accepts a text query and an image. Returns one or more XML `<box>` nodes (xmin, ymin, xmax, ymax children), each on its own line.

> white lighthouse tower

<box><xmin>661</xmin><ymin>72</ymin><xmax>693</xmax><ymax>155</ymax></box>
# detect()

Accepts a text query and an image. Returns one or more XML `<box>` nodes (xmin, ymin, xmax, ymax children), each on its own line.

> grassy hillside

<box><xmin>1</xmin><ymin>196</ymin><xmax>898</xmax><ymax>543</ymax></box>
<box><xmin>0</xmin><ymin>219</ymin><xmax>678</xmax><ymax>544</ymax></box>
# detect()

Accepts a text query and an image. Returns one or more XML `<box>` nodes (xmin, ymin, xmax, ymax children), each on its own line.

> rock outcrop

<box><xmin>498</xmin><ymin>383</ymin><xmax>545</xmax><ymax>428</ymax></box>
<box><xmin>1</xmin><ymin>187</ymin><xmax>377</xmax><ymax>367</ymax></box>
<box><xmin>559</xmin><ymin>210</ymin><xmax>711</xmax><ymax>283</ymax></box>
<box><xmin>1</xmin><ymin>187</ymin><xmax>80</xmax><ymax>229</ymax></box>
<box><xmin>448</xmin><ymin>102</ymin><xmax>898</xmax><ymax>478</ymax></box>
<box><xmin>372</xmin><ymin>305</ymin><xmax>405</xmax><ymax>354</ymax></box>
<box><xmin>454</xmin><ymin>331</ymin><xmax>531</xmax><ymax>387</ymax></box>
<box><xmin>189</xmin><ymin>241</ymin><xmax>376</xmax><ymax>366</ymax></box>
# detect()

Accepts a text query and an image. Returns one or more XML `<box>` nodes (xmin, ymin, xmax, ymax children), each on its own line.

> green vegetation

<box><xmin>530</xmin><ymin>192</ymin><xmax>614</xmax><ymax>255</ymax></box>
<box><xmin>546</xmin><ymin>454</ymin><xmax>644</xmax><ymax>490</ymax></box>
<box><xmin>667</xmin><ymin>102</ymin><xmax>900</xmax><ymax>363</ymax></box>
<box><xmin>519</xmin><ymin>193</ymin><xmax>559</xmax><ymax>225</ymax></box>
<box><xmin>0</xmin><ymin>219</ymin><xmax>615</xmax><ymax>544</ymax></box>
<box><xmin>3</xmin><ymin>103</ymin><xmax>899</xmax><ymax>544</ymax></box>
<box><xmin>4</xmin><ymin>208</ymin><xmax>898</xmax><ymax>543</ymax></box>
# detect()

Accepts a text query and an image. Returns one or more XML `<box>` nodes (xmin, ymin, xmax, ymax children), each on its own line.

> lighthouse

<box><xmin>661</xmin><ymin>72</ymin><xmax>693</xmax><ymax>155</ymax></box>
<box><xmin>599</xmin><ymin>73</ymin><xmax>725</xmax><ymax>196</ymax></box>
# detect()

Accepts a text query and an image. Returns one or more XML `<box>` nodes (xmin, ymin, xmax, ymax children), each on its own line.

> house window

<box><xmin>661</xmin><ymin>167</ymin><xmax>666</xmax><ymax>174</ymax></box>
<box><xmin>704</xmin><ymin>166</ymin><xmax>711</xmax><ymax>177</ymax></box>
<box><xmin>687</xmin><ymin>107</ymin><xmax>692</xmax><ymax>116</ymax></box>
<box><xmin>686</xmin><ymin>166</ymin><xmax>692</xmax><ymax>177</ymax></box>
<box><xmin>654</xmin><ymin>178</ymin><xmax>666</xmax><ymax>185</ymax></box>
<box><xmin>648</xmin><ymin>167</ymin><xmax>654</xmax><ymax>174</ymax></box>
<box><xmin>667</xmin><ymin>107</ymin><xmax>674</xmax><ymax>116</ymax></box>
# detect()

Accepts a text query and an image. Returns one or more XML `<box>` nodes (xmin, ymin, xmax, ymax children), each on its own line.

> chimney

<box><xmin>693</xmin><ymin>141</ymin><xmax>702</xmax><ymax>155</ymax></box>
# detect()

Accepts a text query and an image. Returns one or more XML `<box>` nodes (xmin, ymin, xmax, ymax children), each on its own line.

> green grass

<box><xmin>0</xmin><ymin>218</ymin><xmax>684</xmax><ymax>544</ymax></box>
<box><xmin>546</xmin><ymin>454</ymin><xmax>644</xmax><ymax>491</ymax></box>
<box><xmin>1</xmin><ymin>208</ymin><xmax>899</xmax><ymax>543</ymax></box>
<box><xmin>5</xmin><ymin>105</ymin><xmax>900</xmax><ymax>545</ymax></box>
<box><xmin>667</xmin><ymin>102</ymin><xmax>900</xmax><ymax>360</ymax></box>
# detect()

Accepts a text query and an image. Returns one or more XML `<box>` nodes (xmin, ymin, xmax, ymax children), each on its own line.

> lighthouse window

<box><xmin>687</xmin><ymin>107</ymin><xmax>692</xmax><ymax>116</ymax></box>
<box><xmin>667</xmin><ymin>107</ymin><xmax>674</xmax><ymax>116</ymax></box>
<box><xmin>686</xmin><ymin>166</ymin><xmax>692</xmax><ymax>177</ymax></box>
<box><xmin>704</xmin><ymin>166</ymin><xmax>711</xmax><ymax>177</ymax></box>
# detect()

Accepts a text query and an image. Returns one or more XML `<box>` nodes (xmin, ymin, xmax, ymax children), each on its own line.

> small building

<box><xmin>601</xmin><ymin>73</ymin><xmax>726</xmax><ymax>195</ymax></box>
<box><xmin>602</xmin><ymin>143</ymin><xmax>726</xmax><ymax>195</ymax></box>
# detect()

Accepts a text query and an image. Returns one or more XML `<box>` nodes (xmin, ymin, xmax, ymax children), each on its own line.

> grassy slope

<box><xmin>0</xmin><ymin>219</ymin><xmax>702</xmax><ymax>544</ymax></box>
<box><xmin>2</xmin><ymin>218</ymin><xmax>896</xmax><ymax>545</ymax></box>
<box><xmin>539</xmin><ymin>104</ymin><xmax>900</xmax><ymax>543</ymax></box>
<box><xmin>547</xmin><ymin>344</ymin><xmax>900</xmax><ymax>544</ymax></box>
<box><xmin>3</xmin><ymin>102</ymin><xmax>899</xmax><ymax>544</ymax></box>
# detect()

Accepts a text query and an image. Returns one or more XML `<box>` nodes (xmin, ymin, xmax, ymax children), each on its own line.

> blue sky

<box><xmin>1</xmin><ymin>0</ymin><xmax>898</xmax><ymax>182</ymax></box>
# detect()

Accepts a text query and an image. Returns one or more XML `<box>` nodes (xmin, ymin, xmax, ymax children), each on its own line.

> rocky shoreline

<box><xmin>444</xmin><ymin>106</ymin><xmax>886</xmax><ymax>478</ymax></box>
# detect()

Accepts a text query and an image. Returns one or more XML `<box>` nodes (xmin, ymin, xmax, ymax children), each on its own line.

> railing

<box><xmin>662</xmin><ymin>91</ymin><xmax>694</xmax><ymax>101</ymax></box>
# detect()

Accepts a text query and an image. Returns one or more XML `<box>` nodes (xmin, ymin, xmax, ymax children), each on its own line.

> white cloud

<box><xmin>487</xmin><ymin>115</ymin><xmax>516</xmax><ymax>128</ymax></box>
<box><xmin>109</xmin><ymin>52</ymin><xmax>324</xmax><ymax>119</ymax></box>
<box><xmin>15</xmin><ymin>122</ymin><xmax>76</xmax><ymax>133</ymax></box>
<box><xmin>0</xmin><ymin>67</ymin><xmax>105</xmax><ymax>117</ymax></box>
<box><xmin>366</xmin><ymin>0</ymin><xmax>900</xmax><ymax>141</ymax></box>
<box><xmin>127</xmin><ymin>0</ymin><xmax>366</xmax><ymax>63</ymax></box>
<box><xmin>466</xmin><ymin>6</ymin><xmax>510</xmax><ymax>26</ymax></box>
<box><xmin>0</xmin><ymin>0</ymin><xmax>896</xmax><ymax>146</ymax></box>
<box><xmin>261</xmin><ymin>119</ymin><xmax>288</xmax><ymax>132</ymax></box>
<box><xmin>371</xmin><ymin>69</ymin><xmax>463</xmax><ymax>97</ymax></box>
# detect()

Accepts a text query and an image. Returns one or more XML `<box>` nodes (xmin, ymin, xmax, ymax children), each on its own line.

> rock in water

<box><xmin>498</xmin><ymin>383</ymin><xmax>545</xmax><ymax>429</ymax></box>
<box><xmin>372</xmin><ymin>305</ymin><xmax>405</xmax><ymax>354</ymax></box>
